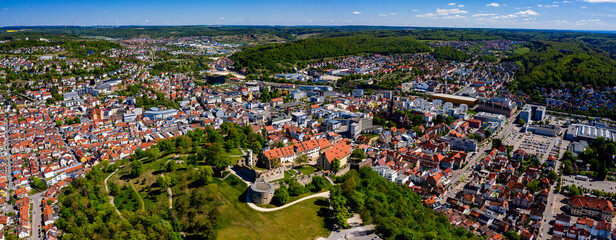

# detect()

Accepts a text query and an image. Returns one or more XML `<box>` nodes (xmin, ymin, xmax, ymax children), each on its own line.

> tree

<box><xmin>351</xmin><ymin>148</ymin><xmax>366</xmax><ymax>160</ymax></box>
<box><xmin>131</xmin><ymin>160</ymin><xmax>144</xmax><ymax>177</ymax></box>
<box><xmin>31</xmin><ymin>176</ymin><xmax>48</xmax><ymax>191</ymax></box>
<box><xmin>492</xmin><ymin>138</ymin><xmax>503</xmax><ymax>149</ymax></box>
<box><xmin>519</xmin><ymin>119</ymin><xmax>526</xmax><ymax>125</ymax></box>
<box><xmin>165</xmin><ymin>160</ymin><xmax>176</xmax><ymax>172</ymax></box>
<box><xmin>525</xmin><ymin>180</ymin><xmax>541</xmax><ymax>193</ymax></box>
<box><xmin>287</xmin><ymin>180</ymin><xmax>305</xmax><ymax>196</ymax></box>
<box><xmin>145</xmin><ymin>147</ymin><xmax>161</xmax><ymax>160</ymax></box>
<box><xmin>332</xmin><ymin>158</ymin><xmax>341</xmax><ymax>172</ymax></box>
<box><xmin>193</xmin><ymin>165</ymin><xmax>214</xmax><ymax>184</ymax></box>
<box><xmin>311</xmin><ymin>176</ymin><xmax>328</xmax><ymax>192</ymax></box>
<box><xmin>295</xmin><ymin>154</ymin><xmax>309</xmax><ymax>165</ymax></box>
<box><xmin>504</xmin><ymin>231</ymin><xmax>521</xmax><ymax>240</ymax></box>
<box><xmin>485</xmin><ymin>129</ymin><xmax>493</xmax><ymax>137</ymax></box>
<box><xmin>250</xmin><ymin>141</ymin><xmax>262</xmax><ymax>153</ymax></box>
<box><xmin>547</xmin><ymin>170</ymin><xmax>558</xmax><ymax>182</ymax></box>
<box><xmin>157</xmin><ymin>176</ymin><xmax>169</xmax><ymax>188</ymax></box>
<box><xmin>204</xmin><ymin>142</ymin><xmax>225</xmax><ymax>166</ymax></box>
<box><xmin>273</xmin><ymin>186</ymin><xmax>290</xmax><ymax>206</ymax></box>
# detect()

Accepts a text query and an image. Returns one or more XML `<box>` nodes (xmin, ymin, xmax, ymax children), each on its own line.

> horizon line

<box><xmin>1</xmin><ymin>24</ymin><xmax>615</xmax><ymax>34</ymax></box>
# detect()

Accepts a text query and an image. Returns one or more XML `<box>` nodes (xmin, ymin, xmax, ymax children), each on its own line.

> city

<box><xmin>1</xmin><ymin>1</ymin><xmax>616</xmax><ymax>240</ymax></box>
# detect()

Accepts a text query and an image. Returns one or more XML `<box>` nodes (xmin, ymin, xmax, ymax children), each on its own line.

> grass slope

<box><xmin>215</xmin><ymin>176</ymin><xmax>331</xmax><ymax>240</ymax></box>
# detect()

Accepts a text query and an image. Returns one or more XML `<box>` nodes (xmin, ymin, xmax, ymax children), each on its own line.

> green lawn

<box><xmin>215</xmin><ymin>176</ymin><xmax>331</xmax><ymax>240</ymax></box>
<box><xmin>296</xmin><ymin>165</ymin><xmax>317</xmax><ymax>176</ymax></box>
<box><xmin>227</xmin><ymin>148</ymin><xmax>243</xmax><ymax>156</ymax></box>
<box><xmin>514</xmin><ymin>47</ymin><xmax>530</xmax><ymax>55</ymax></box>
<box><xmin>361</xmin><ymin>133</ymin><xmax>380</xmax><ymax>138</ymax></box>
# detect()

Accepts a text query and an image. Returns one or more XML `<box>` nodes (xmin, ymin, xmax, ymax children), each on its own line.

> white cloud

<box><xmin>442</xmin><ymin>15</ymin><xmax>467</xmax><ymax>19</ymax></box>
<box><xmin>516</xmin><ymin>10</ymin><xmax>539</xmax><ymax>15</ymax></box>
<box><xmin>416</xmin><ymin>13</ymin><xmax>437</xmax><ymax>18</ymax></box>
<box><xmin>378</xmin><ymin>13</ymin><xmax>388</xmax><ymax>17</ymax></box>
<box><xmin>538</xmin><ymin>4</ymin><xmax>559</xmax><ymax>7</ymax></box>
<box><xmin>412</xmin><ymin>9</ymin><xmax>419</xmax><ymax>12</ymax></box>
<box><xmin>472</xmin><ymin>13</ymin><xmax>498</xmax><ymax>17</ymax></box>
<box><xmin>219</xmin><ymin>17</ymin><xmax>225</xmax><ymax>20</ymax></box>
<box><xmin>581</xmin><ymin>0</ymin><xmax>616</xmax><ymax>2</ymax></box>
<box><xmin>145</xmin><ymin>19</ymin><xmax>150</xmax><ymax>23</ymax></box>
<box><xmin>390</xmin><ymin>12</ymin><xmax>397</xmax><ymax>16</ymax></box>
<box><xmin>576</xmin><ymin>19</ymin><xmax>604</xmax><ymax>26</ymax></box>
<box><xmin>2</xmin><ymin>8</ymin><xmax>7</xmax><ymax>11</ymax></box>
<box><xmin>458</xmin><ymin>4</ymin><xmax>465</xmax><ymax>7</ymax></box>
<box><xmin>448</xmin><ymin>2</ymin><xmax>456</xmax><ymax>5</ymax></box>
<box><xmin>436</xmin><ymin>8</ymin><xmax>468</xmax><ymax>15</ymax></box>
<box><xmin>486</xmin><ymin>3</ymin><xmax>500</xmax><ymax>7</ymax></box>
<box><xmin>352</xmin><ymin>11</ymin><xmax>361</xmax><ymax>15</ymax></box>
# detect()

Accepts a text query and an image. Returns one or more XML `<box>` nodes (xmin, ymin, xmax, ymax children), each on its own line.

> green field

<box><xmin>215</xmin><ymin>176</ymin><xmax>331</xmax><ymax>240</ymax></box>
<box><xmin>296</xmin><ymin>165</ymin><xmax>317</xmax><ymax>176</ymax></box>
<box><xmin>513</xmin><ymin>47</ymin><xmax>530</xmax><ymax>55</ymax></box>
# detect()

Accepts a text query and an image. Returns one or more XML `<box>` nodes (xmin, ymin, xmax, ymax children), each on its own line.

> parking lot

<box><xmin>562</xmin><ymin>176</ymin><xmax>616</xmax><ymax>194</ymax></box>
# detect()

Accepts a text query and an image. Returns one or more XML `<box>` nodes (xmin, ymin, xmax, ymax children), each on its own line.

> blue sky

<box><xmin>1</xmin><ymin>0</ymin><xmax>615</xmax><ymax>30</ymax></box>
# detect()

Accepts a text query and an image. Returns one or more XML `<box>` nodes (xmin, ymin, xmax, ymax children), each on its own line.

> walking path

<box><xmin>161</xmin><ymin>173</ymin><xmax>173</xmax><ymax>209</ymax></box>
<box><xmin>325</xmin><ymin>176</ymin><xmax>335</xmax><ymax>185</ymax></box>
<box><xmin>104</xmin><ymin>167</ymin><xmax>124</xmax><ymax>219</ymax></box>
<box><xmin>246</xmin><ymin>190</ymin><xmax>330</xmax><ymax>212</ymax></box>
<box><xmin>130</xmin><ymin>182</ymin><xmax>145</xmax><ymax>211</ymax></box>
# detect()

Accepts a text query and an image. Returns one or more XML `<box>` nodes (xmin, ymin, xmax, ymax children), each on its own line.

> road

<box><xmin>317</xmin><ymin>224</ymin><xmax>377</xmax><ymax>240</ymax></box>
<box><xmin>29</xmin><ymin>193</ymin><xmax>43</xmax><ymax>240</ymax></box>
<box><xmin>443</xmin><ymin>113</ymin><xmax>518</xmax><ymax>202</ymax></box>
<box><xmin>538</xmin><ymin>115</ymin><xmax>568</xmax><ymax>238</ymax></box>
<box><xmin>246</xmin><ymin>190</ymin><xmax>330</xmax><ymax>212</ymax></box>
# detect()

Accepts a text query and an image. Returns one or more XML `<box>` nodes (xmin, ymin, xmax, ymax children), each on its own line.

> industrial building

<box><xmin>565</xmin><ymin>124</ymin><xmax>616</xmax><ymax>142</ymax></box>
<box><xmin>476</xmin><ymin>98</ymin><xmax>518</xmax><ymax>117</ymax></box>
<box><xmin>143</xmin><ymin>107</ymin><xmax>179</xmax><ymax>120</ymax></box>
<box><xmin>430</xmin><ymin>94</ymin><xmax>479</xmax><ymax>107</ymax></box>
<box><xmin>474</xmin><ymin>112</ymin><xmax>506</xmax><ymax>128</ymax></box>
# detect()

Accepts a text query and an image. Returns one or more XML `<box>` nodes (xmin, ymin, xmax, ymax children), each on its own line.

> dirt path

<box><xmin>246</xmin><ymin>191</ymin><xmax>330</xmax><ymax>212</ymax></box>
<box><xmin>130</xmin><ymin>182</ymin><xmax>145</xmax><ymax>211</ymax></box>
<box><xmin>104</xmin><ymin>167</ymin><xmax>124</xmax><ymax>219</ymax></box>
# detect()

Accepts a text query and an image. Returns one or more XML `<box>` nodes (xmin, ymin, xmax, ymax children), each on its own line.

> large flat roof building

<box><xmin>565</xmin><ymin>124</ymin><xmax>616</xmax><ymax>142</ymax></box>
<box><xmin>430</xmin><ymin>94</ymin><xmax>478</xmax><ymax>107</ymax></box>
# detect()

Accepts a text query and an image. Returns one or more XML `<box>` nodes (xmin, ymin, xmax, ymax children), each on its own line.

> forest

<box><xmin>508</xmin><ymin>40</ymin><xmax>616</xmax><ymax>102</ymax></box>
<box><xmin>231</xmin><ymin>35</ymin><xmax>430</xmax><ymax>74</ymax></box>
<box><xmin>334</xmin><ymin>168</ymin><xmax>479</xmax><ymax>239</ymax></box>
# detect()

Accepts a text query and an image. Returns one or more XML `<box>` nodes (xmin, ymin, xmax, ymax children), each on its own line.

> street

<box><xmin>30</xmin><ymin>193</ymin><xmax>43</xmax><ymax>240</ymax></box>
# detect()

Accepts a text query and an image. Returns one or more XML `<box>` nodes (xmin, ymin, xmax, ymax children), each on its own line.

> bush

<box><xmin>272</xmin><ymin>187</ymin><xmax>290</xmax><ymax>206</ymax></box>
<box><xmin>287</xmin><ymin>180</ymin><xmax>306</xmax><ymax>196</ymax></box>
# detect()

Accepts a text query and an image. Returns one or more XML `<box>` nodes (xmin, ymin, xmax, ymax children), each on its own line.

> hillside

<box><xmin>230</xmin><ymin>35</ymin><xmax>430</xmax><ymax>74</ymax></box>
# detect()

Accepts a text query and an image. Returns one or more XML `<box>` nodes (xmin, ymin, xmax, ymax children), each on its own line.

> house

<box><xmin>568</xmin><ymin>195</ymin><xmax>616</xmax><ymax>221</ymax></box>
<box><xmin>593</xmin><ymin>220</ymin><xmax>611</xmax><ymax>238</ymax></box>
<box><xmin>317</xmin><ymin>141</ymin><xmax>351</xmax><ymax>171</ymax></box>
<box><xmin>15</xmin><ymin>187</ymin><xmax>27</xmax><ymax>198</ymax></box>
<box><xmin>555</xmin><ymin>213</ymin><xmax>571</xmax><ymax>227</ymax></box>
<box><xmin>520</xmin><ymin>230</ymin><xmax>534</xmax><ymax>240</ymax></box>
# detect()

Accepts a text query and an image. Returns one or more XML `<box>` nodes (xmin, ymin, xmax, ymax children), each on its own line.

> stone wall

<box><xmin>259</xmin><ymin>166</ymin><xmax>285</xmax><ymax>182</ymax></box>
<box><xmin>333</xmin><ymin>164</ymin><xmax>351</xmax><ymax>177</ymax></box>
<box><xmin>233</xmin><ymin>164</ymin><xmax>257</xmax><ymax>181</ymax></box>
<box><xmin>296</xmin><ymin>171</ymin><xmax>324</xmax><ymax>186</ymax></box>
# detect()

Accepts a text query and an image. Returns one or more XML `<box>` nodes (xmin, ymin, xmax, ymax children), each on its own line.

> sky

<box><xmin>1</xmin><ymin>0</ymin><xmax>615</xmax><ymax>31</ymax></box>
